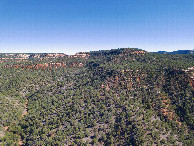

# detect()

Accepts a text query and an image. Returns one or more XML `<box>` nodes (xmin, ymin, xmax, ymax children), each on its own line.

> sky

<box><xmin>0</xmin><ymin>0</ymin><xmax>194</xmax><ymax>54</ymax></box>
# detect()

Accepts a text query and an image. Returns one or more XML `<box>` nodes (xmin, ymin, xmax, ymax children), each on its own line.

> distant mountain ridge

<box><xmin>152</xmin><ymin>49</ymin><xmax>194</xmax><ymax>54</ymax></box>
<box><xmin>1</xmin><ymin>48</ymin><xmax>194</xmax><ymax>56</ymax></box>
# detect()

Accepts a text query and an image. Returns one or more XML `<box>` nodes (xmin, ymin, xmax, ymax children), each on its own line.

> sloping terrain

<box><xmin>0</xmin><ymin>48</ymin><xmax>193</xmax><ymax>145</ymax></box>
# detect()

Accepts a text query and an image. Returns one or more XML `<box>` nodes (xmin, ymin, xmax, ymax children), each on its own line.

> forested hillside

<box><xmin>0</xmin><ymin>48</ymin><xmax>193</xmax><ymax>145</ymax></box>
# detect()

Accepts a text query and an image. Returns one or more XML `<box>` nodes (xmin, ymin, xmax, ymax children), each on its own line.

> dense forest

<box><xmin>0</xmin><ymin>48</ymin><xmax>193</xmax><ymax>145</ymax></box>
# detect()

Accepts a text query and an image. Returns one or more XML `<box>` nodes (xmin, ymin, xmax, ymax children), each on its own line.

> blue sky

<box><xmin>0</xmin><ymin>0</ymin><xmax>193</xmax><ymax>54</ymax></box>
